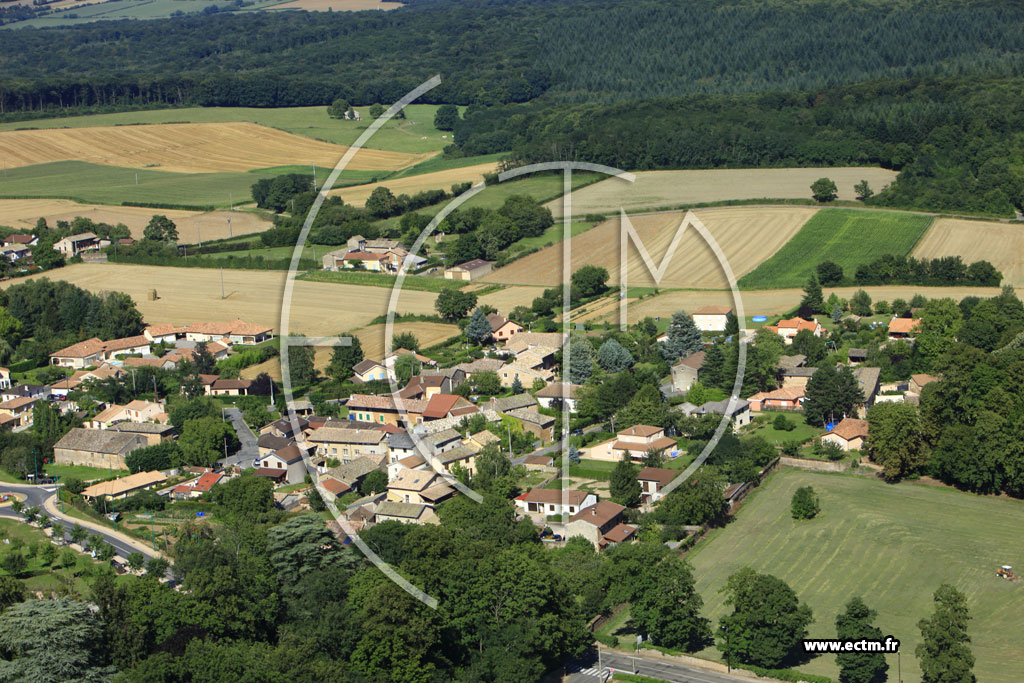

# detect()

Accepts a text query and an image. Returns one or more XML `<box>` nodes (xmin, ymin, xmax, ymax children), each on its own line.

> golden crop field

<box><xmin>477</xmin><ymin>286</ymin><xmax>545</xmax><ymax>313</ymax></box>
<box><xmin>1</xmin><ymin>264</ymin><xmax>438</xmax><ymax>337</ymax></box>
<box><xmin>590</xmin><ymin>284</ymin><xmax>1013</xmax><ymax>324</ymax></box>
<box><xmin>912</xmin><ymin>218</ymin><xmax>1024</xmax><ymax>286</ymax></box>
<box><xmin>269</xmin><ymin>0</ymin><xmax>402</xmax><ymax>10</ymax></box>
<box><xmin>242</xmin><ymin>321</ymin><xmax>457</xmax><ymax>380</ymax></box>
<box><xmin>328</xmin><ymin>162</ymin><xmax>499</xmax><ymax>206</ymax></box>
<box><xmin>483</xmin><ymin>207</ymin><xmax>818</xmax><ymax>289</ymax></box>
<box><xmin>546</xmin><ymin>167</ymin><xmax>899</xmax><ymax>216</ymax></box>
<box><xmin>0</xmin><ymin>199</ymin><xmax>271</xmax><ymax>241</ymax></box>
<box><xmin>0</xmin><ymin>122</ymin><xmax>429</xmax><ymax>173</ymax></box>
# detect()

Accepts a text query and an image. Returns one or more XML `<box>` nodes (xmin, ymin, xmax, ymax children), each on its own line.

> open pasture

<box><xmin>546</xmin><ymin>167</ymin><xmax>899</xmax><ymax>216</ymax></box>
<box><xmin>0</xmin><ymin>263</ymin><xmax>438</xmax><ymax>338</ymax></box>
<box><xmin>482</xmin><ymin>207</ymin><xmax>817</xmax><ymax>289</ymax></box>
<box><xmin>688</xmin><ymin>469</ymin><xmax>1024</xmax><ymax>682</ymax></box>
<box><xmin>912</xmin><ymin>217</ymin><xmax>1024</xmax><ymax>287</ymax></box>
<box><xmin>0</xmin><ymin>122</ymin><xmax>428</xmax><ymax>173</ymax></box>
<box><xmin>738</xmin><ymin>208</ymin><xmax>934</xmax><ymax>289</ymax></box>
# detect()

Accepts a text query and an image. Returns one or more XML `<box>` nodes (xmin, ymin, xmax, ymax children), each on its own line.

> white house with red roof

<box><xmin>586</xmin><ymin>425</ymin><xmax>679</xmax><ymax>463</ymax></box>
<box><xmin>765</xmin><ymin>317</ymin><xmax>823</xmax><ymax>343</ymax></box>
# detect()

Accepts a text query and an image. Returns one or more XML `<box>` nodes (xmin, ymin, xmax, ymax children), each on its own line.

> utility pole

<box><xmin>227</xmin><ymin>214</ymin><xmax>232</xmax><ymax>238</ymax></box>
<box><xmin>506</xmin><ymin>423</ymin><xmax>512</xmax><ymax>454</ymax></box>
<box><xmin>312</xmin><ymin>163</ymin><xmax>317</xmax><ymax>191</ymax></box>
<box><xmin>135</xmin><ymin>171</ymin><xmax>138</xmax><ymax>185</ymax></box>
<box><xmin>220</xmin><ymin>267</ymin><xmax>225</xmax><ymax>299</ymax></box>
<box><xmin>229</xmin><ymin>192</ymin><xmax>233</xmax><ymax>211</ymax></box>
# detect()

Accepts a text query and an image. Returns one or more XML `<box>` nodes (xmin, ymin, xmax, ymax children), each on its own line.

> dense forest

<box><xmin>452</xmin><ymin>77</ymin><xmax>1024</xmax><ymax>214</ymax></box>
<box><xmin>2</xmin><ymin>0</ymin><xmax>1024</xmax><ymax>113</ymax></box>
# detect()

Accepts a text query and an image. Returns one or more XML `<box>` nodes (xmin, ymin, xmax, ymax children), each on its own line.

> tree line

<box><xmin>814</xmin><ymin>254</ymin><xmax>1002</xmax><ymax>288</ymax></box>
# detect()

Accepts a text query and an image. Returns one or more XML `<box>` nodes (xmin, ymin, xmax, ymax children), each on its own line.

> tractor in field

<box><xmin>996</xmin><ymin>565</ymin><xmax>1019</xmax><ymax>581</ymax></box>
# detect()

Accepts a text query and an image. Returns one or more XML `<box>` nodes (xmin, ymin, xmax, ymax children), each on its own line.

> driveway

<box><xmin>220</xmin><ymin>406</ymin><xmax>258</xmax><ymax>468</ymax></box>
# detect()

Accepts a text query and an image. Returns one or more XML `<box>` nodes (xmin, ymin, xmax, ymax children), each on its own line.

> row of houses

<box><xmin>49</xmin><ymin>319</ymin><xmax>274</xmax><ymax>369</ymax></box>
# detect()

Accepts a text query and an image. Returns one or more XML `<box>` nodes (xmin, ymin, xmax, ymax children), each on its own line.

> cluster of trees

<box><xmin>441</xmin><ymin>194</ymin><xmax>554</xmax><ymax>265</ymax></box>
<box><xmin>856</xmin><ymin>288</ymin><xmax>1024</xmax><ymax>495</ymax></box>
<box><xmin>0</xmin><ymin>278</ymin><xmax>144</xmax><ymax>366</ymax></box>
<box><xmin>815</xmin><ymin>254</ymin><xmax>1002</xmax><ymax>287</ymax></box>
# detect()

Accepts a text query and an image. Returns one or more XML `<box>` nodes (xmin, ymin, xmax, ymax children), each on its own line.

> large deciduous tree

<box><xmin>435</xmin><ymin>289</ymin><xmax>478</xmax><ymax>322</ymax></box>
<box><xmin>718</xmin><ymin>567</ymin><xmax>813</xmax><ymax>668</ymax></box>
<box><xmin>866</xmin><ymin>402</ymin><xmax>928</xmax><ymax>481</ymax></box>
<box><xmin>328</xmin><ymin>333</ymin><xmax>364</xmax><ymax>382</ymax></box>
<box><xmin>433</xmin><ymin>104</ymin><xmax>459</xmax><ymax>131</ymax></box>
<box><xmin>803</xmin><ymin>364</ymin><xmax>864</xmax><ymax>426</ymax></box>
<box><xmin>630</xmin><ymin>557</ymin><xmax>712</xmax><ymax>651</ymax></box>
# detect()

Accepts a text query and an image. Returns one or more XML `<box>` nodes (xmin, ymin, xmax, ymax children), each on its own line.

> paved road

<box><xmin>0</xmin><ymin>482</ymin><xmax>164</xmax><ymax>562</ymax></box>
<box><xmin>220</xmin><ymin>406</ymin><xmax>258</xmax><ymax>468</ymax></box>
<box><xmin>567</xmin><ymin>648</ymin><xmax>754</xmax><ymax>683</ymax></box>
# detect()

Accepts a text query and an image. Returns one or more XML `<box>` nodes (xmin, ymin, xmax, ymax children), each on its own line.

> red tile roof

<box><xmin>617</xmin><ymin>424</ymin><xmax>663</xmax><ymax>438</ymax></box>
<box><xmin>692</xmin><ymin>305</ymin><xmax>732</xmax><ymax>315</ymax></box>
<box><xmin>569</xmin><ymin>500</ymin><xmax>625</xmax><ymax>527</ymax></box>
<box><xmin>888</xmin><ymin>317</ymin><xmax>921</xmax><ymax>335</ymax></box>
<box><xmin>637</xmin><ymin>467</ymin><xmax>677</xmax><ymax>487</ymax></box>
<box><xmin>828</xmin><ymin>417</ymin><xmax>870</xmax><ymax>441</ymax></box>
<box><xmin>422</xmin><ymin>393</ymin><xmax>462</xmax><ymax>419</ymax></box>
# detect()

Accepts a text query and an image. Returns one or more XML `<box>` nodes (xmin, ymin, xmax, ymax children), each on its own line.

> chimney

<box><xmin>591</xmin><ymin>506</ymin><xmax>596</xmax><ymax>516</ymax></box>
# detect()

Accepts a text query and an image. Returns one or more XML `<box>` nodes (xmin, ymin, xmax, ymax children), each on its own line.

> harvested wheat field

<box><xmin>329</xmin><ymin>162</ymin><xmax>499</xmax><ymax>206</ymax></box>
<box><xmin>477</xmin><ymin>286</ymin><xmax>545</xmax><ymax>313</ymax></box>
<box><xmin>242</xmin><ymin>321</ymin><xmax>458</xmax><ymax>380</ymax></box>
<box><xmin>590</xmin><ymin>285</ymin><xmax>1013</xmax><ymax>325</ymax></box>
<box><xmin>913</xmin><ymin>218</ymin><xmax>1024</xmax><ymax>286</ymax></box>
<box><xmin>269</xmin><ymin>0</ymin><xmax>402</xmax><ymax>10</ymax></box>
<box><xmin>546</xmin><ymin>167</ymin><xmax>899</xmax><ymax>216</ymax></box>
<box><xmin>0</xmin><ymin>122</ymin><xmax>429</xmax><ymax>174</ymax></box>
<box><xmin>483</xmin><ymin>207</ymin><xmax>817</xmax><ymax>289</ymax></box>
<box><xmin>0</xmin><ymin>199</ymin><xmax>271</xmax><ymax>241</ymax></box>
<box><xmin>1</xmin><ymin>264</ymin><xmax>437</xmax><ymax>337</ymax></box>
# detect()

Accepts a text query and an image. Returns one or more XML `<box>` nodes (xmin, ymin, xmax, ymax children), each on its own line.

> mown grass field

<box><xmin>0</xmin><ymin>160</ymin><xmax>279</xmax><ymax>208</ymax></box>
<box><xmin>0</xmin><ymin>104</ymin><xmax>452</xmax><ymax>155</ymax></box>
<box><xmin>686</xmin><ymin>470</ymin><xmax>1024</xmax><ymax>682</ymax></box>
<box><xmin>738</xmin><ymin>209</ymin><xmax>933</xmax><ymax>289</ymax></box>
